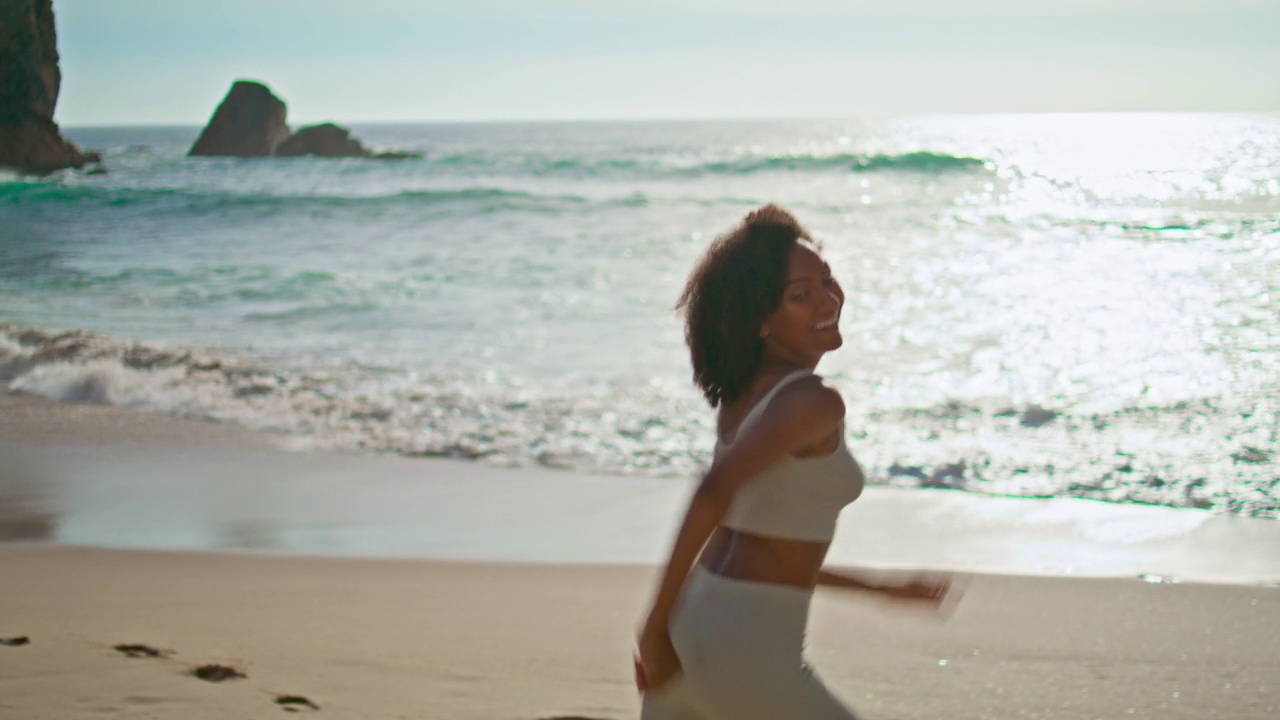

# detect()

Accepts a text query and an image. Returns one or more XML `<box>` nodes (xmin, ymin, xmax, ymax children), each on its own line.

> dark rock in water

<box><xmin>887</xmin><ymin>463</ymin><xmax>928</xmax><ymax>481</ymax></box>
<box><xmin>372</xmin><ymin>149</ymin><xmax>423</xmax><ymax>161</ymax></box>
<box><xmin>189</xmin><ymin>80</ymin><xmax>291</xmax><ymax>157</ymax></box>
<box><xmin>0</xmin><ymin>0</ymin><xmax>88</xmax><ymax>174</ymax></box>
<box><xmin>275</xmin><ymin>123</ymin><xmax>369</xmax><ymax>158</ymax></box>
<box><xmin>927</xmin><ymin>462</ymin><xmax>967</xmax><ymax>488</ymax></box>
<box><xmin>1020</xmin><ymin>405</ymin><xmax>1058</xmax><ymax>428</ymax></box>
<box><xmin>274</xmin><ymin>123</ymin><xmax>423</xmax><ymax>160</ymax></box>
<box><xmin>186</xmin><ymin>81</ymin><xmax>420</xmax><ymax>160</ymax></box>
<box><xmin>191</xmin><ymin>664</ymin><xmax>246</xmax><ymax>682</ymax></box>
<box><xmin>0</xmin><ymin>116</ymin><xmax>88</xmax><ymax>173</ymax></box>
<box><xmin>1232</xmin><ymin>446</ymin><xmax>1270</xmax><ymax>464</ymax></box>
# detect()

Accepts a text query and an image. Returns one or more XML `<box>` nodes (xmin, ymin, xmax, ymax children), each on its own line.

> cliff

<box><xmin>0</xmin><ymin>0</ymin><xmax>87</xmax><ymax>174</ymax></box>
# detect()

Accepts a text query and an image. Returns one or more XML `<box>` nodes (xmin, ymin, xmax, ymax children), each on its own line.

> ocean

<box><xmin>2</xmin><ymin>114</ymin><xmax>1277</xmax><ymax>519</ymax></box>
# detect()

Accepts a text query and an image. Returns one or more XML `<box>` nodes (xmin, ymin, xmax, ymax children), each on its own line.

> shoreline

<box><xmin>3</xmin><ymin>387</ymin><xmax>1280</xmax><ymax>718</ymax></box>
<box><xmin>3</xmin><ymin>384</ymin><xmax>1280</xmax><ymax>585</ymax></box>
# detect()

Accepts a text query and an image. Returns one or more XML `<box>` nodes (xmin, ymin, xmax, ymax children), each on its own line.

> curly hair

<box><xmin>676</xmin><ymin>204</ymin><xmax>819</xmax><ymax>408</ymax></box>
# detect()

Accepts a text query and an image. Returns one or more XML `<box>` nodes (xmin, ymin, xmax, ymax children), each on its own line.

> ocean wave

<box><xmin>694</xmin><ymin>150</ymin><xmax>990</xmax><ymax>175</ymax></box>
<box><xmin>411</xmin><ymin>149</ymin><xmax>990</xmax><ymax>178</ymax></box>
<box><xmin>0</xmin><ymin>179</ymin><xmax>889</xmax><ymax>219</ymax></box>
<box><xmin>2</xmin><ymin>322</ymin><xmax>1276</xmax><ymax>519</ymax></box>
<box><xmin>0</xmin><ymin>148</ymin><xmax>990</xmax><ymax>216</ymax></box>
<box><xmin>0</xmin><ymin>183</ymin><xmax>592</xmax><ymax>214</ymax></box>
<box><xmin>852</xmin><ymin>151</ymin><xmax>991</xmax><ymax>173</ymax></box>
<box><xmin>0</xmin><ymin>262</ymin><xmax>391</xmax><ymax>307</ymax></box>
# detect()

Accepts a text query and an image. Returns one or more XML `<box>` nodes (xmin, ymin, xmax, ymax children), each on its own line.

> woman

<box><xmin>636</xmin><ymin>205</ymin><xmax>951</xmax><ymax>719</ymax></box>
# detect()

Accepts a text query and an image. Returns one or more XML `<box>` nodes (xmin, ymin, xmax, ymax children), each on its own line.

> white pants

<box><xmin>640</xmin><ymin>566</ymin><xmax>860</xmax><ymax>720</ymax></box>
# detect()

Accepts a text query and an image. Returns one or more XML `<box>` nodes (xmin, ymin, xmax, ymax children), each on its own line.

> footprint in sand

<box><xmin>1</xmin><ymin>636</ymin><xmax>30</xmax><ymax>646</ymax></box>
<box><xmin>275</xmin><ymin>695</ymin><xmax>320</xmax><ymax>712</ymax></box>
<box><xmin>110</xmin><ymin>642</ymin><xmax>315</xmax><ymax>712</ymax></box>
<box><xmin>191</xmin><ymin>664</ymin><xmax>247</xmax><ymax>682</ymax></box>
<box><xmin>113</xmin><ymin>643</ymin><xmax>171</xmax><ymax>659</ymax></box>
<box><xmin>112</xmin><ymin>645</ymin><xmax>242</xmax><ymax>682</ymax></box>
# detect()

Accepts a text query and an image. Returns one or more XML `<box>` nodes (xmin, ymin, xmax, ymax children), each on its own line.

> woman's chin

<box><xmin>817</xmin><ymin>334</ymin><xmax>844</xmax><ymax>354</ymax></box>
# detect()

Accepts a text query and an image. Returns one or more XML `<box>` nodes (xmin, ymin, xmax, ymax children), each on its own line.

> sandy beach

<box><xmin>2</xmin><ymin>387</ymin><xmax>1279</xmax><ymax>719</ymax></box>
<box><xmin>3</xmin><ymin>547</ymin><xmax>1278</xmax><ymax>720</ymax></box>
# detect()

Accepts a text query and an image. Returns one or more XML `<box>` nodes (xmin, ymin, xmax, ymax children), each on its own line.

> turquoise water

<box><xmin>2</xmin><ymin>115</ymin><xmax>1278</xmax><ymax>516</ymax></box>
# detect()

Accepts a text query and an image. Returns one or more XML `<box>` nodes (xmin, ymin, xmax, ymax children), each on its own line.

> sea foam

<box><xmin>3</xmin><ymin>322</ymin><xmax>1276</xmax><ymax>518</ymax></box>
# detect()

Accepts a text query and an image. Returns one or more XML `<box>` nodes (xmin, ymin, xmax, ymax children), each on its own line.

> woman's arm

<box><xmin>815</xmin><ymin>568</ymin><xmax>885</xmax><ymax>593</ymax></box>
<box><xmin>640</xmin><ymin>478</ymin><xmax>734</xmax><ymax>637</ymax></box>
<box><xmin>637</xmin><ymin>379</ymin><xmax>846</xmax><ymax>685</ymax></box>
<box><xmin>817</xmin><ymin>567</ymin><xmax>952</xmax><ymax>608</ymax></box>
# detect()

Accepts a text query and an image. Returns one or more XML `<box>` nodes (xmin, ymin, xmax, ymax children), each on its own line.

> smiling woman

<box><xmin>637</xmin><ymin>205</ymin><xmax>952</xmax><ymax>720</ymax></box>
<box><xmin>674</xmin><ymin>205</ymin><xmax>832</xmax><ymax>407</ymax></box>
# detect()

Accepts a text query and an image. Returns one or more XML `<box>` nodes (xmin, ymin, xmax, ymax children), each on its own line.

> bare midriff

<box><xmin>698</xmin><ymin>526</ymin><xmax>829</xmax><ymax>589</ymax></box>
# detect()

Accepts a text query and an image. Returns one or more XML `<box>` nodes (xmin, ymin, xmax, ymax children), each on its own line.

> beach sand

<box><xmin>3</xmin><ymin>547</ymin><xmax>1278</xmax><ymax>720</ymax></box>
<box><xmin>2</xmin><ymin>386</ymin><xmax>1279</xmax><ymax>719</ymax></box>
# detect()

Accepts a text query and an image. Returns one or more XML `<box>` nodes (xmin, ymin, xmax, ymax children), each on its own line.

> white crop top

<box><xmin>716</xmin><ymin>370</ymin><xmax>864</xmax><ymax>543</ymax></box>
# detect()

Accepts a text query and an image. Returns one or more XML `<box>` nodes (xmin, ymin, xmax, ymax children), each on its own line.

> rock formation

<box><xmin>276</xmin><ymin>123</ymin><xmax>422</xmax><ymax>160</ymax></box>
<box><xmin>189</xmin><ymin>80</ymin><xmax>423</xmax><ymax>160</ymax></box>
<box><xmin>0</xmin><ymin>0</ymin><xmax>88</xmax><ymax>174</ymax></box>
<box><xmin>274</xmin><ymin>123</ymin><xmax>369</xmax><ymax>158</ymax></box>
<box><xmin>188</xmin><ymin>80</ymin><xmax>290</xmax><ymax>157</ymax></box>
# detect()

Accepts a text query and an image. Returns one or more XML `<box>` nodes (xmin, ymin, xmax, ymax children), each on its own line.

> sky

<box><xmin>53</xmin><ymin>0</ymin><xmax>1280</xmax><ymax>126</ymax></box>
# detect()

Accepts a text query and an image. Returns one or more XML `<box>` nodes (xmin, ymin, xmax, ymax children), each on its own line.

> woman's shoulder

<box><xmin>769</xmin><ymin>371</ymin><xmax>845</xmax><ymax>422</ymax></box>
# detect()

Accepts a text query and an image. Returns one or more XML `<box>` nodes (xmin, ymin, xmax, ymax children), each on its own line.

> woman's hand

<box><xmin>634</xmin><ymin>623</ymin><xmax>682</xmax><ymax>694</ymax></box>
<box><xmin>879</xmin><ymin>575</ymin><xmax>953</xmax><ymax>611</ymax></box>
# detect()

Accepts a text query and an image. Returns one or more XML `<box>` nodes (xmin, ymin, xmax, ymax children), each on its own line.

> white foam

<box><xmin>0</xmin><ymin>335</ymin><xmax>25</xmax><ymax>380</ymax></box>
<box><xmin>0</xmin><ymin>323</ymin><xmax>307</xmax><ymax>433</ymax></box>
<box><xmin>2</xmin><ymin>321</ymin><xmax>1277</xmax><ymax>518</ymax></box>
<box><xmin>10</xmin><ymin>360</ymin><xmax>184</xmax><ymax>407</ymax></box>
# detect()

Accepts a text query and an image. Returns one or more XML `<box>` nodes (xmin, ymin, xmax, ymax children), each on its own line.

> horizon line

<box><xmin>59</xmin><ymin>109</ymin><xmax>1280</xmax><ymax>130</ymax></box>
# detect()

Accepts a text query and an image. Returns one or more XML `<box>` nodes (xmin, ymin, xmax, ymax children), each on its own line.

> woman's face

<box><xmin>760</xmin><ymin>243</ymin><xmax>845</xmax><ymax>365</ymax></box>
